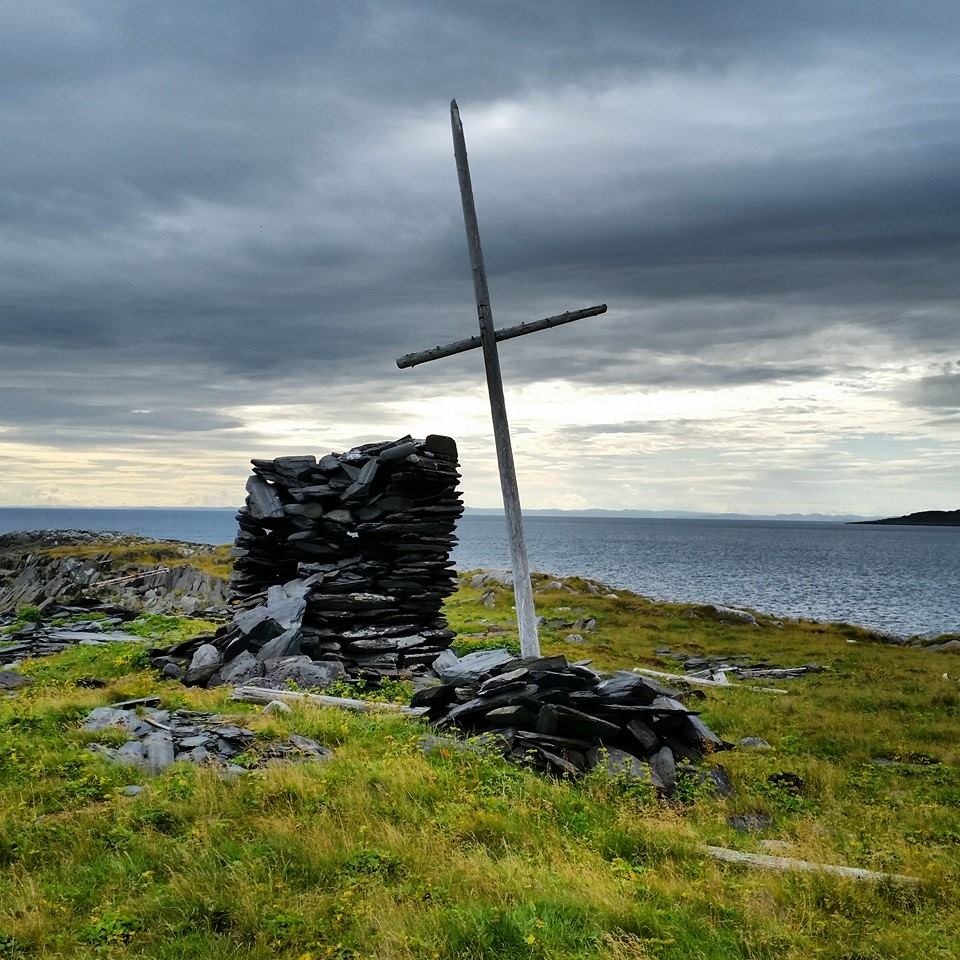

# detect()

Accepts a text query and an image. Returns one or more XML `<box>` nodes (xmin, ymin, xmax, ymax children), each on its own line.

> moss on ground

<box><xmin>0</xmin><ymin>574</ymin><xmax>957</xmax><ymax>958</ymax></box>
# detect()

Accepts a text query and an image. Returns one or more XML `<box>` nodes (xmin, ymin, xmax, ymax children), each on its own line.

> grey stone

<box><xmin>116</xmin><ymin>740</ymin><xmax>148</xmax><ymax>766</ymax></box>
<box><xmin>484</xmin><ymin>705</ymin><xmax>537</xmax><ymax>725</ymax></box>
<box><xmin>264</xmin><ymin>583</ymin><xmax>308</xmax><ymax>628</ymax></box>
<box><xmin>738</xmin><ymin>736</ymin><xmax>773</xmax><ymax>751</ymax></box>
<box><xmin>680</xmin><ymin>763</ymin><xmax>735</xmax><ymax>798</ymax></box>
<box><xmin>219</xmin><ymin>650</ymin><xmax>264</xmax><ymax>685</ymax></box>
<box><xmin>927</xmin><ymin>639</ymin><xmax>960</xmax><ymax>653</ymax></box>
<box><xmin>121</xmin><ymin>785</ymin><xmax>143</xmax><ymax>796</ymax></box>
<box><xmin>728</xmin><ymin>813</ymin><xmax>773</xmax><ymax>833</ymax></box>
<box><xmin>706</xmin><ymin>605</ymin><xmax>759</xmax><ymax>627</ymax></box>
<box><xmin>0</xmin><ymin>670</ymin><xmax>31</xmax><ymax>690</ymax></box>
<box><xmin>245</xmin><ymin>475</ymin><xmax>284</xmax><ymax>520</ymax></box>
<box><xmin>264</xmin><ymin>699</ymin><xmax>292</xmax><ymax>715</ymax></box>
<box><xmin>144</xmin><ymin>731</ymin><xmax>176</xmax><ymax>774</ymax></box>
<box><xmin>234</xmin><ymin>605</ymin><xmax>276</xmax><ymax>637</ymax></box>
<box><xmin>177</xmin><ymin>735</ymin><xmax>212</xmax><ymax>749</ymax></box>
<box><xmin>588</xmin><ymin>747</ymin><xmax>653</xmax><ymax>784</ymax></box>
<box><xmin>378</xmin><ymin>441</ymin><xmax>418</xmax><ymax>462</ymax></box>
<box><xmin>477</xmin><ymin>667</ymin><xmax>529</xmax><ymax>696</ymax></box>
<box><xmin>185</xmin><ymin>644</ymin><xmax>222</xmax><ymax>685</ymax></box>
<box><xmin>83</xmin><ymin>706</ymin><xmax>150</xmax><ymax>736</ymax></box>
<box><xmin>161</xmin><ymin>662</ymin><xmax>185</xmax><ymax>681</ymax></box>
<box><xmin>433</xmin><ymin>648</ymin><xmax>518</xmax><ymax>686</ymax></box>
<box><xmin>255</xmin><ymin>627</ymin><xmax>303</xmax><ymax>661</ymax></box>
<box><xmin>648</xmin><ymin>746</ymin><xmax>677</xmax><ymax>793</ymax></box>
<box><xmin>287</xmin><ymin>734</ymin><xmax>331</xmax><ymax>758</ymax></box>
<box><xmin>626</xmin><ymin>718</ymin><xmax>658</xmax><ymax>752</ymax></box>
<box><xmin>469</xmin><ymin>569</ymin><xmax>513</xmax><ymax>589</ymax></box>
<box><xmin>261</xmin><ymin>655</ymin><xmax>346</xmax><ymax>689</ymax></box>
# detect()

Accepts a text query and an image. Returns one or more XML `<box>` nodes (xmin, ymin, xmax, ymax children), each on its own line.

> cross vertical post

<box><xmin>449</xmin><ymin>99</ymin><xmax>540</xmax><ymax>658</ymax></box>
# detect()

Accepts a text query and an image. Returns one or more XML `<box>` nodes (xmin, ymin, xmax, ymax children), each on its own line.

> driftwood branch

<box><xmin>231</xmin><ymin>685</ymin><xmax>428</xmax><ymax>716</ymax></box>
<box><xmin>704</xmin><ymin>846</ymin><xmax>919</xmax><ymax>884</ymax></box>
<box><xmin>395</xmin><ymin>304</ymin><xmax>608</xmax><ymax>369</ymax></box>
<box><xmin>633</xmin><ymin>667</ymin><xmax>789</xmax><ymax>695</ymax></box>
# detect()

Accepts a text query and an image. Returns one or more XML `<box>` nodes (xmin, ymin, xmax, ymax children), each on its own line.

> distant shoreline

<box><xmin>853</xmin><ymin>509</ymin><xmax>960</xmax><ymax>527</ymax></box>
<box><xmin>0</xmin><ymin>505</ymin><xmax>878</xmax><ymax>523</ymax></box>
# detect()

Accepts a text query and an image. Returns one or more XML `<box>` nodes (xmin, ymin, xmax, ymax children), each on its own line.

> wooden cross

<box><xmin>396</xmin><ymin>100</ymin><xmax>608</xmax><ymax>658</ymax></box>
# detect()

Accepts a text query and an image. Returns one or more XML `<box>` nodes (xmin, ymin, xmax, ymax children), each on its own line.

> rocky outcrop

<box><xmin>0</xmin><ymin>531</ymin><xmax>228</xmax><ymax>616</ymax></box>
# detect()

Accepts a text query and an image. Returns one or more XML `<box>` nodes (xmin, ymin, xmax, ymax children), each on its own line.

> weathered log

<box><xmin>704</xmin><ymin>845</ymin><xmax>919</xmax><ymax>884</ymax></box>
<box><xmin>231</xmin><ymin>685</ymin><xmax>428</xmax><ymax>716</ymax></box>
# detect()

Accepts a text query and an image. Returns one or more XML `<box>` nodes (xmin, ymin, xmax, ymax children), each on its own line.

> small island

<box><xmin>855</xmin><ymin>509</ymin><xmax>960</xmax><ymax>526</ymax></box>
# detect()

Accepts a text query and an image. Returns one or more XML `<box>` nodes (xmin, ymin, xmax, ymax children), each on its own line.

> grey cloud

<box><xmin>904</xmin><ymin>365</ymin><xmax>960</xmax><ymax>411</ymax></box>
<box><xmin>1</xmin><ymin>1</ymin><xmax>958</xmax><ymax>507</ymax></box>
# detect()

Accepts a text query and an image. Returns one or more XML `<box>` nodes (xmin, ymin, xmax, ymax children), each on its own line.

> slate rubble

<box><xmin>83</xmin><ymin>698</ymin><xmax>331</xmax><ymax>774</ymax></box>
<box><xmin>153</xmin><ymin>435</ymin><xmax>463</xmax><ymax>684</ymax></box>
<box><xmin>412</xmin><ymin>648</ymin><xmax>732</xmax><ymax>793</ymax></box>
<box><xmin>653</xmin><ymin>646</ymin><xmax>824</xmax><ymax>682</ymax></box>
<box><xmin>0</xmin><ymin>609</ymin><xmax>143</xmax><ymax>667</ymax></box>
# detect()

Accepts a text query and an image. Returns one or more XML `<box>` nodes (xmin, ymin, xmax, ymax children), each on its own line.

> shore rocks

<box><xmin>412</xmin><ymin>649</ymin><xmax>732</xmax><ymax>794</ymax></box>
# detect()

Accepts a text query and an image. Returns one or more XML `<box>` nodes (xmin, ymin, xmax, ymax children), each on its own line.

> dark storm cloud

<box><xmin>1</xmin><ymin>0</ymin><xmax>959</xmax><ymax>447</ymax></box>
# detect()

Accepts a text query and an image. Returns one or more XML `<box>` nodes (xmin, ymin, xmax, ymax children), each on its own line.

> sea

<box><xmin>1</xmin><ymin>508</ymin><xmax>957</xmax><ymax>638</ymax></box>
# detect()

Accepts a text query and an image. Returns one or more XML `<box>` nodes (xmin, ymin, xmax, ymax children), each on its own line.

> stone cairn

<box><xmin>154</xmin><ymin>435</ymin><xmax>463</xmax><ymax>686</ymax></box>
<box><xmin>413</xmin><ymin>648</ymin><xmax>732</xmax><ymax>794</ymax></box>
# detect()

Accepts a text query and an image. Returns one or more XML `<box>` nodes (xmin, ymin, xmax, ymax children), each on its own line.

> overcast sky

<box><xmin>1</xmin><ymin>1</ymin><xmax>958</xmax><ymax>514</ymax></box>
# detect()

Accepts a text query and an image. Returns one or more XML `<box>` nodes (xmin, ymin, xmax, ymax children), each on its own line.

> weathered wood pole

<box><xmin>450</xmin><ymin>99</ymin><xmax>540</xmax><ymax>658</ymax></box>
<box><xmin>395</xmin><ymin>304</ymin><xmax>607</xmax><ymax>369</ymax></box>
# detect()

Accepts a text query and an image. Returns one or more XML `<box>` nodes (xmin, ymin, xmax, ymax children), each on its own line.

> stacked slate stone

<box><xmin>412</xmin><ymin>649</ymin><xmax>731</xmax><ymax>794</ymax></box>
<box><xmin>206</xmin><ymin>435</ymin><xmax>462</xmax><ymax>680</ymax></box>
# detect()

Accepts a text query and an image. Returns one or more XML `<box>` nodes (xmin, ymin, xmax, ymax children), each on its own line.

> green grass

<box><xmin>0</xmin><ymin>575</ymin><xmax>958</xmax><ymax>958</ymax></box>
<box><xmin>39</xmin><ymin>540</ymin><xmax>234</xmax><ymax>580</ymax></box>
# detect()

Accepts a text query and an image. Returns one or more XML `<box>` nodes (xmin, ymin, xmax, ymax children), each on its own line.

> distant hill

<box><xmin>854</xmin><ymin>509</ymin><xmax>960</xmax><ymax>527</ymax></box>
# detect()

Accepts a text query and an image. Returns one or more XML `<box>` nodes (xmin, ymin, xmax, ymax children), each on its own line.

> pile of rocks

<box><xmin>412</xmin><ymin>649</ymin><xmax>731</xmax><ymax>794</ymax></box>
<box><xmin>155</xmin><ymin>435</ymin><xmax>463</xmax><ymax>684</ymax></box>
<box><xmin>83</xmin><ymin>697</ymin><xmax>331</xmax><ymax>775</ymax></box>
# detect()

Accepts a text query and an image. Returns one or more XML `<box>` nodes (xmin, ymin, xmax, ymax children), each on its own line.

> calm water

<box><xmin>1</xmin><ymin>508</ymin><xmax>957</xmax><ymax>637</ymax></box>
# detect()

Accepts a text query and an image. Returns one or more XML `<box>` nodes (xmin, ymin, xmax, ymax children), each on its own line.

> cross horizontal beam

<box><xmin>395</xmin><ymin>303</ymin><xmax>607</xmax><ymax>369</ymax></box>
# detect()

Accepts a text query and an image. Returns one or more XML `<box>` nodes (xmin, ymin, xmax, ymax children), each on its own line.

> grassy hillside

<box><xmin>1</xmin><ymin>576</ymin><xmax>958</xmax><ymax>958</ymax></box>
<box><xmin>38</xmin><ymin>540</ymin><xmax>234</xmax><ymax>580</ymax></box>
